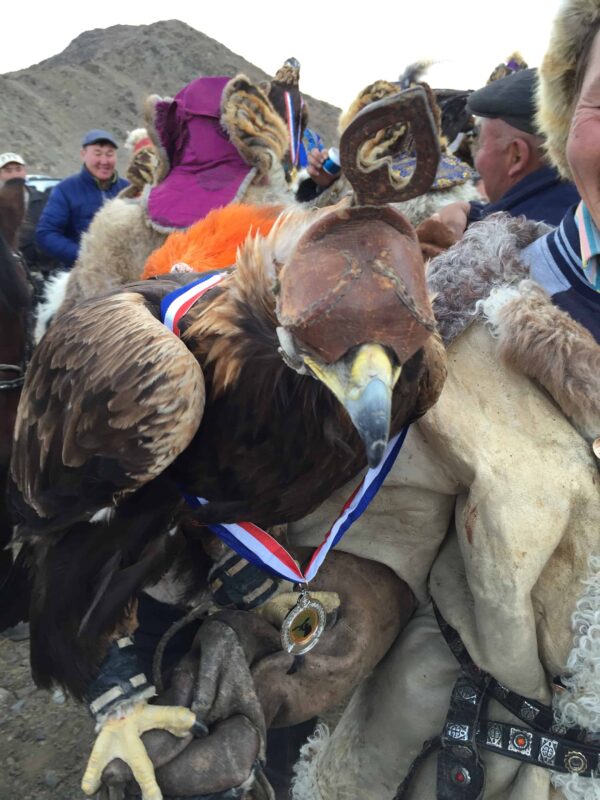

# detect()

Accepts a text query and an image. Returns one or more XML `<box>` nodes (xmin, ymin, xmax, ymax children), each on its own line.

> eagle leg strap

<box><xmin>208</xmin><ymin>551</ymin><xmax>280</xmax><ymax>611</ymax></box>
<box><xmin>86</xmin><ymin>636</ymin><xmax>156</xmax><ymax>721</ymax></box>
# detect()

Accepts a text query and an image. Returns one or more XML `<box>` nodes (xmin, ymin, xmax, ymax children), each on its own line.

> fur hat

<box><xmin>265</xmin><ymin>57</ymin><xmax>309</xmax><ymax>173</ymax></box>
<box><xmin>537</xmin><ymin>0</ymin><xmax>600</xmax><ymax>180</ymax></box>
<box><xmin>487</xmin><ymin>52</ymin><xmax>528</xmax><ymax>84</ymax></box>
<box><xmin>120</xmin><ymin>128</ymin><xmax>159</xmax><ymax>199</ymax></box>
<box><xmin>124</xmin><ymin>128</ymin><xmax>154</xmax><ymax>154</ymax></box>
<box><xmin>143</xmin><ymin>77</ymin><xmax>253</xmax><ymax>229</ymax></box>
<box><xmin>142</xmin><ymin>74</ymin><xmax>288</xmax><ymax>231</ymax></box>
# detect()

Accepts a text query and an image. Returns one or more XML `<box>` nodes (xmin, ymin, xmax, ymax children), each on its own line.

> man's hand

<box><xmin>307</xmin><ymin>148</ymin><xmax>340</xmax><ymax>188</ymax></box>
<box><xmin>429</xmin><ymin>201</ymin><xmax>470</xmax><ymax>241</ymax></box>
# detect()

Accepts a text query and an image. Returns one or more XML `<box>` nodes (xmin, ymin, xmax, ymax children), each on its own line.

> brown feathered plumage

<box><xmin>5</xmin><ymin>203</ymin><xmax>446</xmax><ymax>696</ymax></box>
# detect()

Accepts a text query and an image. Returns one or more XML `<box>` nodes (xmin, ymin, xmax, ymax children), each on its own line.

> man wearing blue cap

<box><xmin>36</xmin><ymin>129</ymin><xmax>128</xmax><ymax>269</ymax></box>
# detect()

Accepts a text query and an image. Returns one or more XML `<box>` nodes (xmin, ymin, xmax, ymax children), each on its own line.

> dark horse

<box><xmin>0</xmin><ymin>180</ymin><xmax>31</xmax><ymax>581</ymax></box>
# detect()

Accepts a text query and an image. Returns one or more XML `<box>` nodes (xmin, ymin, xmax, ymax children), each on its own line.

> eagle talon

<box><xmin>81</xmin><ymin>701</ymin><xmax>196</xmax><ymax>800</ymax></box>
<box><xmin>191</xmin><ymin>717</ymin><xmax>209</xmax><ymax>737</ymax></box>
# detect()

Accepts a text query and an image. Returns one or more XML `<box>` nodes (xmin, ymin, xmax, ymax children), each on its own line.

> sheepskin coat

<box><xmin>288</xmin><ymin>212</ymin><xmax>600</xmax><ymax>800</ymax></box>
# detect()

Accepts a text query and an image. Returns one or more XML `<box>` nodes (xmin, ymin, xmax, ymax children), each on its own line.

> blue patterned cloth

<box><xmin>298</xmin><ymin>128</ymin><xmax>324</xmax><ymax>168</ymax></box>
<box><xmin>575</xmin><ymin>201</ymin><xmax>600</xmax><ymax>291</ymax></box>
<box><xmin>392</xmin><ymin>153</ymin><xmax>473</xmax><ymax>190</ymax></box>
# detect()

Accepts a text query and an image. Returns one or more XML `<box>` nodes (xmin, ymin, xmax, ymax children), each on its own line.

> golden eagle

<box><xmin>2</xmin><ymin>90</ymin><xmax>447</xmax><ymax>799</ymax></box>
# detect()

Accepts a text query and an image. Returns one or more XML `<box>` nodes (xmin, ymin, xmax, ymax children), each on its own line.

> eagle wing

<box><xmin>11</xmin><ymin>289</ymin><xmax>205</xmax><ymax>533</ymax></box>
<box><xmin>412</xmin><ymin>332</ymin><xmax>448</xmax><ymax>420</ymax></box>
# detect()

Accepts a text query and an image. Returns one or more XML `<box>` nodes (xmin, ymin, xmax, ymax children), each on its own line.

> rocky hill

<box><xmin>0</xmin><ymin>20</ymin><xmax>341</xmax><ymax>177</ymax></box>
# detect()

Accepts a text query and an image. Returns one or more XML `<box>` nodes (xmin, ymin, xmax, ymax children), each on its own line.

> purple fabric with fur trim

<box><xmin>147</xmin><ymin>76</ymin><xmax>253</xmax><ymax>229</ymax></box>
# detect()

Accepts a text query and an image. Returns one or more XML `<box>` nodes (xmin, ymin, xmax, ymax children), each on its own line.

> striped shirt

<box><xmin>520</xmin><ymin>205</ymin><xmax>600</xmax><ymax>343</ymax></box>
<box><xmin>575</xmin><ymin>201</ymin><xmax>600</xmax><ymax>291</ymax></box>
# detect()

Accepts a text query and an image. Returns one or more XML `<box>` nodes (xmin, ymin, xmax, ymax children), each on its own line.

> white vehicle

<box><xmin>26</xmin><ymin>174</ymin><xmax>61</xmax><ymax>193</ymax></box>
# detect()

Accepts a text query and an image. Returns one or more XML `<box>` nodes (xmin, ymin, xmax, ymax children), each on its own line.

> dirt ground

<box><xmin>0</xmin><ymin>636</ymin><xmax>94</xmax><ymax>800</ymax></box>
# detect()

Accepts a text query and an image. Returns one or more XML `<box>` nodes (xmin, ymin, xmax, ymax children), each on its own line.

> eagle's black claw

<box><xmin>191</xmin><ymin>717</ymin><xmax>208</xmax><ymax>738</ymax></box>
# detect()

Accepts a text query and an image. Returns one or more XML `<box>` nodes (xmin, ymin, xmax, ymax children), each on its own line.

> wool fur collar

<box><xmin>428</xmin><ymin>213</ymin><xmax>600</xmax><ymax>443</ymax></box>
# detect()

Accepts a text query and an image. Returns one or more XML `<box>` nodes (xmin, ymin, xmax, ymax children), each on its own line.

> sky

<box><xmin>4</xmin><ymin>0</ymin><xmax>563</xmax><ymax>110</ymax></box>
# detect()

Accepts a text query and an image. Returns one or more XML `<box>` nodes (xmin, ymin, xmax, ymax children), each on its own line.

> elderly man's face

<box><xmin>473</xmin><ymin>118</ymin><xmax>518</xmax><ymax>203</ymax></box>
<box><xmin>567</xmin><ymin>29</ymin><xmax>600</xmax><ymax>227</ymax></box>
<box><xmin>0</xmin><ymin>162</ymin><xmax>26</xmax><ymax>182</ymax></box>
<box><xmin>80</xmin><ymin>143</ymin><xmax>117</xmax><ymax>182</ymax></box>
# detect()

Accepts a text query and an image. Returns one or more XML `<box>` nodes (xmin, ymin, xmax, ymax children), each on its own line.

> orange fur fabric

<box><xmin>142</xmin><ymin>203</ymin><xmax>283</xmax><ymax>279</ymax></box>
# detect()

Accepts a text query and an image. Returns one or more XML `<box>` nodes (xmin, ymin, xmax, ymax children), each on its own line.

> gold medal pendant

<box><xmin>281</xmin><ymin>590</ymin><xmax>326</xmax><ymax>655</ymax></box>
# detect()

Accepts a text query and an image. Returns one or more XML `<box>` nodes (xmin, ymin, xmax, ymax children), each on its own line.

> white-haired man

<box><xmin>434</xmin><ymin>68</ymin><xmax>580</xmax><ymax>236</ymax></box>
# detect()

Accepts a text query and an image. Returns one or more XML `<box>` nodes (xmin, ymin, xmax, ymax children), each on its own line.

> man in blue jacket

<box><xmin>36</xmin><ymin>129</ymin><xmax>128</xmax><ymax>269</ymax></box>
<box><xmin>432</xmin><ymin>69</ymin><xmax>579</xmax><ymax>236</ymax></box>
<box><xmin>466</xmin><ymin>68</ymin><xmax>579</xmax><ymax>224</ymax></box>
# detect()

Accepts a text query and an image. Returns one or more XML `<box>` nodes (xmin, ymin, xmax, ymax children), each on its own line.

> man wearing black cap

<box><xmin>434</xmin><ymin>68</ymin><xmax>579</xmax><ymax>236</ymax></box>
<box><xmin>36</xmin><ymin>129</ymin><xmax>128</xmax><ymax>269</ymax></box>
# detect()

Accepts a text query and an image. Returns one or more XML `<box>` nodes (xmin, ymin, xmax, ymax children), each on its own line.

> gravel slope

<box><xmin>0</xmin><ymin>637</ymin><xmax>94</xmax><ymax>800</ymax></box>
<box><xmin>0</xmin><ymin>20</ymin><xmax>341</xmax><ymax>179</ymax></box>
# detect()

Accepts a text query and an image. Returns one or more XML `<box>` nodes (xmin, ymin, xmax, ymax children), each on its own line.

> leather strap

<box><xmin>86</xmin><ymin>636</ymin><xmax>155</xmax><ymax>720</ymax></box>
<box><xmin>476</xmin><ymin>718</ymin><xmax>599</xmax><ymax>777</ymax></box>
<box><xmin>392</xmin><ymin>737</ymin><xmax>440</xmax><ymax>799</ymax></box>
<box><xmin>437</xmin><ymin>673</ymin><xmax>488</xmax><ymax>799</ymax></box>
<box><xmin>434</xmin><ymin>606</ymin><xmax>590</xmax><ymax>743</ymax></box>
<box><xmin>392</xmin><ymin>606</ymin><xmax>600</xmax><ymax>799</ymax></box>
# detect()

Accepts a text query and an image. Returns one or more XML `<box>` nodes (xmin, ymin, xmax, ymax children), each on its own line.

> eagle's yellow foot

<box><xmin>81</xmin><ymin>702</ymin><xmax>196</xmax><ymax>800</ymax></box>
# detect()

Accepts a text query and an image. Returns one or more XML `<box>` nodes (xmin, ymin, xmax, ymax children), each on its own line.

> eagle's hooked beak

<box><xmin>304</xmin><ymin>343</ymin><xmax>401</xmax><ymax>468</ymax></box>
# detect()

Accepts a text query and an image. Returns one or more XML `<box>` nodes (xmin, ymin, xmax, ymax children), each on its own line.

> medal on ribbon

<box><xmin>280</xmin><ymin>589</ymin><xmax>327</xmax><ymax>655</ymax></box>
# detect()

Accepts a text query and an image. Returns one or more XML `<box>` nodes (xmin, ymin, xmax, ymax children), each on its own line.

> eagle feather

<box><xmin>5</xmin><ymin>204</ymin><xmax>446</xmax><ymax>696</ymax></box>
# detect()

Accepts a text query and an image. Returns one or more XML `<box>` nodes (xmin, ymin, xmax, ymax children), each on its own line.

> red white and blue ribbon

<box><xmin>183</xmin><ymin>427</ymin><xmax>408</xmax><ymax>583</ymax></box>
<box><xmin>160</xmin><ymin>272</ymin><xmax>227</xmax><ymax>336</ymax></box>
<box><xmin>302</xmin><ymin>427</ymin><xmax>407</xmax><ymax>580</ymax></box>
<box><xmin>285</xmin><ymin>91</ymin><xmax>304</xmax><ymax>168</ymax></box>
<box><xmin>161</xmin><ymin>273</ymin><xmax>409</xmax><ymax>584</ymax></box>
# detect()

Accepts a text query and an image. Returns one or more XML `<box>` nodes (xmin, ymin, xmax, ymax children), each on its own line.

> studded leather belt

<box><xmin>393</xmin><ymin>606</ymin><xmax>600</xmax><ymax>799</ymax></box>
